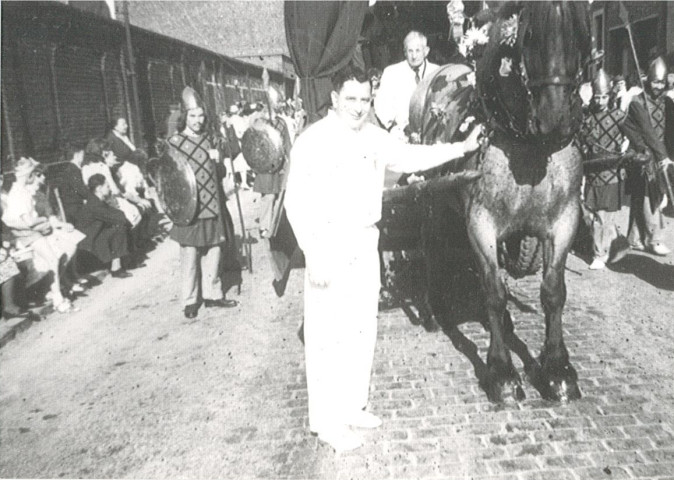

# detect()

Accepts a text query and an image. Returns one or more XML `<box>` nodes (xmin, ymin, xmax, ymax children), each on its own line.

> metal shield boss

<box><xmin>240</xmin><ymin>118</ymin><xmax>285</xmax><ymax>174</ymax></box>
<box><xmin>154</xmin><ymin>144</ymin><xmax>198</xmax><ymax>226</ymax></box>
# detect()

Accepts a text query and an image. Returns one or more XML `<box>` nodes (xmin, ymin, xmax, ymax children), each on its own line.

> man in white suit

<box><xmin>285</xmin><ymin>65</ymin><xmax>482</xmax><ymax>452</ymax></box>
<box><xmin>374</xmin><ymin>31</ymin><xmax>439</xmax><ymax>138</ymax></box>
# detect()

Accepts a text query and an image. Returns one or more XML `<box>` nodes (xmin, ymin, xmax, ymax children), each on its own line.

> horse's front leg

<box><xmin>468</xmin><ymin>216</ymin><xmax>525</xmax><ymax>403</ymax></box>
<box><xmin>536</xmin><ymin>207</ymin><xmax>582</xmax><ymax>401</ymax></box>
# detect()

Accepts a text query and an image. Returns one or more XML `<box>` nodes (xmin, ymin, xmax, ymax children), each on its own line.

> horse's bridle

<box><xmin>517</xmin><ymin>4</ymin><xmax>584</xmax><ymax>93</ymax></box>
<box><xmin>481</xmin><ymin>3</ymin><xmax>586</xmax><ymax>143</ymax></box>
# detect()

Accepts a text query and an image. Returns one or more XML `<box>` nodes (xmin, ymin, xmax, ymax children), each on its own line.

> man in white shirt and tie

<box><xmin>374</xmin><ymin>31</ymin><xmax>439</xmax><ymax>139</ymax></box>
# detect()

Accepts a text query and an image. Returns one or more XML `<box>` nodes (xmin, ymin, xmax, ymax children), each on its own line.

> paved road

<box><xmin>1</xmin><ymin>192</ymin><xmax>673</xmax><ymax>479</ymax></box>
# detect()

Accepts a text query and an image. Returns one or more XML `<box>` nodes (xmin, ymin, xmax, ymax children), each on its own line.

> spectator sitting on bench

<box><xmin>59</xmin><ymin>141</ymin><xmax>92</xmax><ymax>227</ymax></box>
<box><xmin>109</xmin><ymin>133</ymin><xmax>158</xmax><ymax>253</ymax></box>
<box><xmin>79</xmin><ymin>174</ymin><xmax>132</xmax><ymax>278</ymax></box>
<box><xmin>1</xmin><ymin>172</ymin><xmax>39</xmax><ymax>320</ymax></box>
<box><xmin>33</xmin><ymin>163</ymin><xmax>86</xmax><ymax>296</ymax></box>
<box><xmin>104</xmin><ymin>116</ymin><xmax>148</xmax><ymax>174</ymax></box>
<box><xmin>2</xmin><ymin>158</ymin><xmax>79</xmax><ymax>313</ymax></box>
<box><xmin>82</xmin><ymin>138</ymin><xmax>142</xmax><ymax>229</ymax></box>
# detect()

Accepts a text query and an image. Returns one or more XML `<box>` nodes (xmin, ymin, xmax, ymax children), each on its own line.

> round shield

<box><xmin>409</xmin><ymin>63</ymin><xmax>475</xmax><ymax>145</ymax></box>
<box><xmin>155</xmin><ymin>146</ymin><xmax>197</xmax><ymax>226</ymax></box>
<box><xmin>240</xmin><ymin>119</ymin><xmax>285</xmax><ymax>174</ymax></box>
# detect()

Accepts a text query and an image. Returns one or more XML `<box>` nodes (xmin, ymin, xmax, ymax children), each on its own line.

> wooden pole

<box><xmin>122</xmin><ymin>0</ymin><xmax>143</xmax><ymax>146</ymax></box>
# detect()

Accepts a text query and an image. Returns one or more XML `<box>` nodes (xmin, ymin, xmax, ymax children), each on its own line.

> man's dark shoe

<box><xmin>111</xmin><ymin>269</ymin><xmax>132</xmax><ymax>279</ymax></box>
<box><xmin>184</xmin><ymin>303</ymin><xmax>199</xmax><ymax>318</ymax></box>
<box><xmin>203</xmin><ymin>298</ymin><xmax>238</xmax><ymax>308</ymax></box>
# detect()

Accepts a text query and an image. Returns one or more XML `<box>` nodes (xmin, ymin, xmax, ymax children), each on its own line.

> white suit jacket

<box><xmin>374</xmin><ymin>60</ymin><xmax>439</xmax><ymax>130</ymax></box>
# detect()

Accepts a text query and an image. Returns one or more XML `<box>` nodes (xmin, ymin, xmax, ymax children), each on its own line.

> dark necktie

<box><xmin>413</xmin><ymin>66</ymin><xmax>421</xmax><ymax>84</ymax></box>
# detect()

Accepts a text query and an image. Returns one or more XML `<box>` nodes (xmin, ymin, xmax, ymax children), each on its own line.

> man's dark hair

<box><xmin>65</xmin><ymin>140</ymin><xmax>87</xmax><ymax>162</ymax></box>
<box><xmin>331</xmin><ymin>64</ymin><xmax>370</xmax><ymax>93</ymax></box>
<box><xmin>83</xmin><ymin>137</ymin><xmax>113</xmax><ymax>166</ymax></box>
<box><xmin>86</xmin><ymin>137</ymin><xmax>113</xmax><ymax>157</ymax></box>
<box><xmin>87</xmin><ymin>173</ymin><xmax>107</xmax><ymax>192</ymax></box>
<box><xmin>176</xmin><ymin>108</ymin><xmax>209</xmax><ymax>133</ymax></box>
<box><xmin>106</xmin><ymin>116</ymin><xmax>127</xmax><ymax>133</ymax></box>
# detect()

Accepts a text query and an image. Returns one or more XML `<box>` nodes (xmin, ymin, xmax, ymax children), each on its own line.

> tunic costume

<box><xmin>579</xmin><ymin>106</ymin><xmax>629</xmax><ymax>260</ymax></box>
<box><xmin>621</xmin><ymin>91</ymin><xmax>670</xmax><ymax>247</ymax></box>
<box><xmin>168</xmin><ymin>130</ymin><xmax>233</xmax><ymax>306</ymax></box>
<box><xmin>285</xmin><ymin>111</ymin><xmax>464</xmax><ymax>433</ymax></box>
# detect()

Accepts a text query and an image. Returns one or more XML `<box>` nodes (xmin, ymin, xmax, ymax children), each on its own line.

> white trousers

<box><xmin>304</xmin><ymin>226</ymin><xmax>380</xmax><ymax>433</ymax></box>
<box><xmin>591</xmin><ymin>209</ymin><xmax>622</xmax><ymax>259</ymax></box>
<box><xmin>180</xmin><ymin>244</ymin><xmax>222</xmax><ymax>306</ymax></box>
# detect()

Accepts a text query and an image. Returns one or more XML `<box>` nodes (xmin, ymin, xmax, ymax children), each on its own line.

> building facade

<box><xmin>590</xmin><ymin>1</ymin><xmax>674</xmax><ymax>81</ymax></box>
<box><xmin>1</xmin><ymin>1</ymin><xmax>292</xmax><ymax>172</ymax></box>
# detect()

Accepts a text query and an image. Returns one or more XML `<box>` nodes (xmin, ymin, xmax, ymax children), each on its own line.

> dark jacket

<box><xmin>105</xmin><ymin>131</ymin><xmax>148</xmax><ymax>174</ymax></box>
<box><xmin>58</xmin><ymin>162</ymin><xmax>92</xmax><ymax>225</ymax></box>
<box><xmin>105</xmin><ymin>131</ymin><xmax>135</xmax><ymax>163</ymax></box>
<box><xmin>78</xmin><ymin>195</ymin><xmax>129</xmax><ymax>263</ymax></box>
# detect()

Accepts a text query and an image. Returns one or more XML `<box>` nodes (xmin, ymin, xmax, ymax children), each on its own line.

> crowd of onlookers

<box><xmin>1</xmin><ymin>96</ymin><xmax>308</xmax><ymax>322</ymax></box>
<box><xmin>1</xmin><ymin>116</ymin><xmax>166</xmax><ymax>319</ymax></box>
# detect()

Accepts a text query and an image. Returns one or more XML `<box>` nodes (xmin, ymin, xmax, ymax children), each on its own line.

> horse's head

<box><xmin>476</xmin><ymin>1</ymin><xmax>591</xmax><ymax>146</ymax></box>
<box><xmin>519</xmin><ymin>1</ymin><xmax>591</xmax><ymax>142</ymax></box>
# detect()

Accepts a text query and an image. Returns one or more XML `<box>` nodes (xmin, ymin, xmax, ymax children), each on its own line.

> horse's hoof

<box><xmin>483</xmin><ymin>363</ymin><xmax>525</xmax><ymax>403</ymax></box>
<box><xmin>543</xmin><ymin>378</ymin><xmax>581</xmax><ymax>402</ymax></box>
<box><xmin>531</xmin><ymin>362</ymin><xmax>581</xmax><ymax>402</ymax></box>
<box><xmin>484</xmin><ymin>378</ymin><xmax>526</xmax><ymax>403</ymax></box>
<box><xmin>421</xmin><ymin>315</ymin><xmax>441</xmax><ymax>332</ymax></box>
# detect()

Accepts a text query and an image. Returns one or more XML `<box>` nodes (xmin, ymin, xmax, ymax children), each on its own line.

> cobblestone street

<box><xmin>1</xmin><ymin>191</ymin><xmax>673</xmax><ymax>479</ymax></box>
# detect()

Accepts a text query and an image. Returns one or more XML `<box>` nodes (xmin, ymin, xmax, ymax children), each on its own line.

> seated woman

<box><xmin>33</xmin><ymin>163</ymin><xmax>86</xmax><ymax>294</ymax></box>
<box><xmin>1</xmin><ymin>172</ymin><xmax>31</xmax><ymax>319</ymax></box>
<box><xmin>2</xmin><ymin>158</ymin><xmax>78</xmax><ymax>313</ymax></box>
<box><xmin>104</xmin><ymin>116</ymin><xmax>149</xmax><ymax>174</ymax></box>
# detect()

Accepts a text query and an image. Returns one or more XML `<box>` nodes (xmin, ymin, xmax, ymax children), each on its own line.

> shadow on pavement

<box><xmin>609</xmin><ymin>254</ymin><xmax>674</xmax><ymax>291</ymax></box>
<box><xmin>383</xmin><ymin>251</ymin><xmax>546</xmax><ymax>399</ymax></box>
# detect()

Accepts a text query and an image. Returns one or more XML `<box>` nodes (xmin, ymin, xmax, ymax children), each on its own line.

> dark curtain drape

<box><xmin>268</xmin><ymin>1</ymin><xmax>367</xmax><ymax>297</ymax></box>
<box><xmin>284</xmin><ymin>1</ymin><xmax>368</xmax><ymax>124</ymax></box>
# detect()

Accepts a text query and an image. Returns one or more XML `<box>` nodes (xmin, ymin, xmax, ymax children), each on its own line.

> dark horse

<box><xmin>408</xmin><ymin>1</ymin><xmax>591</xmax><ymax>403</ymax></box>
<box><xmin>465</xmin><ymin>1</ymin><xmax>592</xmax><ymax>402</ymax></box>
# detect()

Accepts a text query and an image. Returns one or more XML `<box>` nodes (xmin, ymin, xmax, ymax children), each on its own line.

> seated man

<box><xmin>78</xmin><ymin>174</ymin><xmax>132</xmax><ymax>278</ymax></box>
